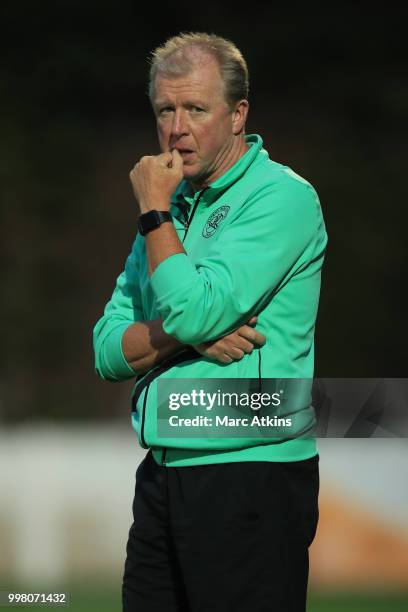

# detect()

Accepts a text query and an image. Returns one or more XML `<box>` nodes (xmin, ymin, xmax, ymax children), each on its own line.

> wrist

<box><xmin>139</xmin><ymin>199</ymin><xmax>170</xmax><ymax>214</ymax></box>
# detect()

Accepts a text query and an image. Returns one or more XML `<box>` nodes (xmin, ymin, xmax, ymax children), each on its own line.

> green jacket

<box><xmin>93</xmin><ymin>134</ymin><xmax>328</xmax><ymax>467</ymax></box>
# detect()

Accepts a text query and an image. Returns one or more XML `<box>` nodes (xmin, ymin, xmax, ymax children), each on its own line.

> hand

<box><xmin>129</xmin><ymin>149</ymin><xmax>184</xmax><ymax>213</ymax></box>
<box><xmin>193</xmin><ymin>317</ymin><xmax>266</xmax><ymax>364</ymax></box>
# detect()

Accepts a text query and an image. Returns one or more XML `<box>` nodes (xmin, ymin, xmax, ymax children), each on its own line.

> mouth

<box><xmin>172</xmin><ymin>147</ymin><xmax>195</xmax><ymax>156</ymax></box>
<box><xmin>176</xmin><ymin>150</ymin><xmax>196</xmax><ymax>164</ymax></box>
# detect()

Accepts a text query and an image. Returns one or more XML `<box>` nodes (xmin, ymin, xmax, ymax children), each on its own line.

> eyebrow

<box><xmin>154</xmin><ymin>99</ymin><xmax>207</xmax><ymax>109</ymax></box>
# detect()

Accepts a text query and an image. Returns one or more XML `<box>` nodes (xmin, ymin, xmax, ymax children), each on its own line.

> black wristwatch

<box><xmin>137</xmin><ymin>210</ymin><xmax>173</xmax><ymax>236</ymax></box>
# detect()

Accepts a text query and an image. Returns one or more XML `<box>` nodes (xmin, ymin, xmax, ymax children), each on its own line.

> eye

<box><xmin>158</xmin><ymin>107</ymin><xmax>173</xmax><ymax>116</ymax></box>
<box><xmin>190</xmin><ymin>106</ymin><xmax>205</xmax><ymax>113</ymax></box>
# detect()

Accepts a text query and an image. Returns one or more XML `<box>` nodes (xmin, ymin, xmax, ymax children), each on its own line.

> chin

<box><xmin>182</xmin><ymin>166</ymin><xmax>199</xmax><ymax>180</ymax></box>
<box><xmin>183</xmin><ymin>162</ymin><xmax>205</xmax><ymax>178</ymax></box>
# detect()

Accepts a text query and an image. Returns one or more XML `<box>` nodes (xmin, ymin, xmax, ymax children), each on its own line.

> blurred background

<box><xmin>1</xmin><ymin>1</ymin><xmax>407</xmax><ymax>610</ymax></box>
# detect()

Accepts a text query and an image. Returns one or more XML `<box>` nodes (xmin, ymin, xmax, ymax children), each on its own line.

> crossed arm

<box><xmin>122</xmin><ymin>315</ymin><xmax>266</xmax><ymax>376</ymax></box>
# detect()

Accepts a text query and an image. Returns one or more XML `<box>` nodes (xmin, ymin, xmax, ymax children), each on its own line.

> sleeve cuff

<box><xmin>101</xmin><ymin>322</ymin><xmax>137</xmax><ymax>379</ymax></box>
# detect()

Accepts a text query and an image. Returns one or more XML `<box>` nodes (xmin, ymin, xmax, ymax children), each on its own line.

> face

<box><xmin>152</xmin><ymin>56</ymin><xmax>247</xmax><ymax>189</ymax></box>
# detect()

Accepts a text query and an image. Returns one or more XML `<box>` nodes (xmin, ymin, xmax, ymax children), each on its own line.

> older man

<box><xmin>93</xmin><ymin>32</ymin><xmax>327</xmax><ymax>612</ymax></box>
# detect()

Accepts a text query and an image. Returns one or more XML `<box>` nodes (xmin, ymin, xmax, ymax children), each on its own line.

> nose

<box><xmin>171</xmin><ymin>109</ymin><xmax>189</xmax><ymax>138</ymax></box>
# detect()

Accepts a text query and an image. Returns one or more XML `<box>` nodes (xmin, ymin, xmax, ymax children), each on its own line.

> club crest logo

<box><xmin>202</xmin><ymin>205</ymin><xmax>230</xmax><ymax>238</ymax></box>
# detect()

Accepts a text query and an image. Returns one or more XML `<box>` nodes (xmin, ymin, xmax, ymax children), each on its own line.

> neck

<box><xmin>191</xmin><ymin>134</ymin><xmax>248</xmax><ymax>192</ymax></box>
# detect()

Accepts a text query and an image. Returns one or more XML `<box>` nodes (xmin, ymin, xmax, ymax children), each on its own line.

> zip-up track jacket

<box><xmin>93</xmin><ymin>134</ymin><xmax>328</xmax><ymax>467</ymax></box>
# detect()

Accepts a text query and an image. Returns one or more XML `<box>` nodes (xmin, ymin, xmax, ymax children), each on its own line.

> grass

<box><xmin>307</xmin><ymin>591</ymin><xmax>408</xmax><ymax>612</ymax></box>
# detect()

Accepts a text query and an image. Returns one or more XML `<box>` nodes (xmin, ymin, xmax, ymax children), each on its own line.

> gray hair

<box><xmin>148</xmin><ymin>32</ymin><xmax>249</xmax><ymax>109</ymax></box>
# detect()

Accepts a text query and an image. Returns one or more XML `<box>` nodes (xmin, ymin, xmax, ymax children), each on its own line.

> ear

<box><xmin>232</xmin><ymin>99</ymin><xmax>249</xmax><ymax>135</ymax></box>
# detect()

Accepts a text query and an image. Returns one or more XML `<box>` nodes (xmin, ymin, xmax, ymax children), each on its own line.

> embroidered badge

<box><xmin>202</xmin><ymin>205</ymin><xmax>230</xmax><ymax>238</ymax></box>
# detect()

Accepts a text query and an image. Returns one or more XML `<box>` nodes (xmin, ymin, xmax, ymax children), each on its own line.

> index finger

<box><xmin>238</xmin><ymin>326</ymin><xmax>266</xmax><ymax>346</ymax></box>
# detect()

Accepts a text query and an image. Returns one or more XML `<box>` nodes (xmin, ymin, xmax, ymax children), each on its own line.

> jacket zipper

<box><xmin>182</xmin><ymin>187</ymin><xmax>208</xmax><ymax>242</ymax></box>
<box><xmin>258</xmin><ymin>350</ymin><xmax>262</xmax><ymax>393</ymax></box>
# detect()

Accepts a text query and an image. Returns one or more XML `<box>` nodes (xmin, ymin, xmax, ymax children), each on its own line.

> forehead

<box><xmin>153</xmin><ymin>57</ymin><xmax>226</xmax><ymax>105</ymax></box>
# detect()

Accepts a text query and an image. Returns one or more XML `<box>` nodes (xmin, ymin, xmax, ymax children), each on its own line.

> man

<box><xmin>93</xmin><ymin>32</ymin><xmax>327</xmax><ymax>612</ymax></box>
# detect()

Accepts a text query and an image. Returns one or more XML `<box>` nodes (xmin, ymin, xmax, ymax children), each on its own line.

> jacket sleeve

<box><xmin>150</xmin><ymin>180</ymin><xmax>327</xmax><ymax>345</ymax></box>
<box><xmin>93</xmin><ymin>239</ymin><xmax>144</xmax><ymax>382</ymax></box>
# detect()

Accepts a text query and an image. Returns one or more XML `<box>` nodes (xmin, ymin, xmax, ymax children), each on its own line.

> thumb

<box><xmin>248</xmin><ymin>316</ymin><xmax>258</xmax><ymax>326</ymax></box>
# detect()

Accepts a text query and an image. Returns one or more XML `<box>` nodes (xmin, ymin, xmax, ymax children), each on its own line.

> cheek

<box><xmin>200</xmin><ymin>131</ymin><xmax>227</xmax><ymax>158</ymax></box>
<box><xmin>199</xmin><ymin>116</ymin><xmax>231</xmax><ymax>152</ymax></box>
<box><xmin>157</xmin><ymin>122</ymin><xmax>169</xmax><ymax>143</ymax></box>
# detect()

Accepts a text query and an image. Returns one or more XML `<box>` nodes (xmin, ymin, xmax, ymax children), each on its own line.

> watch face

<box><xmin>138</xmin><ymin>211</ymin><xmax>171</xmax><ymax>235</ymax></box>
<box><xmin>138</xmin><ymin>211</ymin><xmax>157</xmax><ymax>235</ymax></box>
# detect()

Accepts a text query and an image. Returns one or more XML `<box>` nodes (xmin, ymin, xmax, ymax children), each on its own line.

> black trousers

<box><xmin>122</xmin><ymin>450</ymin><xmax>319</xmax><ymax>612</ymax></box>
